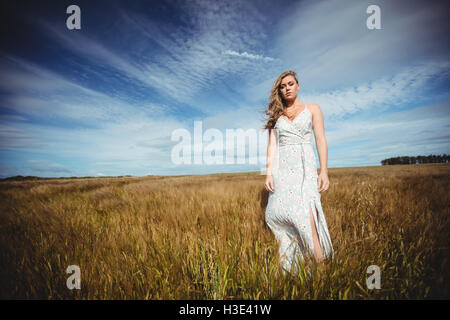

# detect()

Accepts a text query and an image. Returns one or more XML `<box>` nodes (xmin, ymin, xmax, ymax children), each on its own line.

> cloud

<box><xmin>240</xmin><ymin>0</ymin><xmax>450</xmax><ymax>102</ymax></box>
<box><xmin>322</xmin><ymin>100</ymin><xmax>450</xmax><ymax>166</ymax></box>
<box><xmin>27</xmin><ymin>159</ymin><xmax>73</xmax><ymax>174</ymax></box>
<box><xmin>222</xmin><ymin>50</ymin><xmax>277</xmax><ymax>62</ymax></box>
<box><xmin>0</xmin><ymin>53</ymin><xmax>174</xmax><ymax>124</ymax></box>
<box><xmin>32</xmin><ymin>0</ymin><xmax>273</xmax><ymax>109</ymax></box>
<box><xmin>0</xmin><ymin>123</ymin><xmax>47</xmax><ymax>149</ymax></box>
<box><xmin>305</xmin><ymin>60</ymin><xmax>450</xmax><ymax>119</ymax></box>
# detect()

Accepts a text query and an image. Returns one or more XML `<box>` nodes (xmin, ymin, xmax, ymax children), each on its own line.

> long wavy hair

<box><xmin>262</xmin><ymin>70</ymin><xmax>300</xmax><ymax>130</ymax></box>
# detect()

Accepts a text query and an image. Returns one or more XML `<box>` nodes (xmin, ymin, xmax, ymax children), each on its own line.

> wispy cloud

<box><xmin>240</xmin><ymin>0</ymin><xmax>450</xmax><ymax>102</ymax></box>
<box><xmin>0</xmin><ymin>123</ymin><xmax>47</xmax><ymax>149</ymax></box>
<box><xmin>0</xmin><ymin>53</ymin><xmax>173</xmax><ymax>124</ymax></box>
<box><xmin>223</xmin><ymin>50</ymin><xmax>277</xmax><ymax>62</ymax></box>
<box><xmin>33</xmin><ymin>0</ymin><xmax>273</xmax><ymax>111</ymax></box>
<box><xmin>305</xmin><ymin>60</ymin><xmax>450</xmax><ymax>119</ymax></box>
<box><xmin>27</xmin><ymin>159</ymin><xmax>73</xmax><ymax>174</ymax></box>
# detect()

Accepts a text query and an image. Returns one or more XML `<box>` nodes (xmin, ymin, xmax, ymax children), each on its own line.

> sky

<box><xmin>0</xmin><ymin>0</ymin><xmax>449</xmax><ymax>178</ymax></box>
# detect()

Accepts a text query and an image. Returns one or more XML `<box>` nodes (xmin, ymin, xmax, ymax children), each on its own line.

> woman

<box><xmin>263</xmin><ymin>70</ymin><xmax>334</xmax><ymax>275</ymax></box>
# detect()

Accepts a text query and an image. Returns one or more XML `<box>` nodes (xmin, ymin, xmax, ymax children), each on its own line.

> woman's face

<box><xmin>279</xmin><ymin>75</ymin><xmax>299</xmax><ymax>101</ymax></box>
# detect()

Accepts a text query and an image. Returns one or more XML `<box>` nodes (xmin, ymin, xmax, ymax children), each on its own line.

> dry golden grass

<box><xmin>0</xmin><ymin>164</ymin><xmax>448</xmax><ymax>299</ymax></box>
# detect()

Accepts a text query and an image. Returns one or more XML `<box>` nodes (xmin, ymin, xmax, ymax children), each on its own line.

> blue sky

<box><xmin>0</xmin><ymin>0</ymin><xmax>449</xmax><ymax>178</ymax></box>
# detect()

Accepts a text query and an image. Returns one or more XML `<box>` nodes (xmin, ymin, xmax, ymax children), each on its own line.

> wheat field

<box><xmin>0</xmin><ymin>163</ymin><xmax>449</xmax><ymax>299</ymax></box>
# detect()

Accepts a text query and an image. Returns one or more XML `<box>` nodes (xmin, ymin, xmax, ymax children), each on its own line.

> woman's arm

<box><xmin>266</xmin><ymin>128</ymin><xmax>277</xmax><ymax>175</ymax></box>
<box><xmin>311</xmin><ymin>104</ymin><xmax>328</xmax><ymax>174</ymax></box>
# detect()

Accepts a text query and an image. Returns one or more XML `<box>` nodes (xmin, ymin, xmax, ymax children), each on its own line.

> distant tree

<box><xmin>381</xmin><ymin>154</ymin><xmax>449</xmax><ymax>165</ymax></box>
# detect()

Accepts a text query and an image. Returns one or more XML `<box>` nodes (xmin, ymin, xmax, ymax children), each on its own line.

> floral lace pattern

<box><xmin>265</xmin><ymin>104</ymin><xmax>334</xmax><ymax>274</ymax></box>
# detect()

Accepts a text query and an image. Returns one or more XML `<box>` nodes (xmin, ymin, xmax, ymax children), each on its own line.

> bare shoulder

<box><xmin>308</xmin><ymin>103</ymin><xmax>323</xmax><ymax>117</ymax></box>
<box><xmin>308</xmin><ymin>103</ymin><xmax>321</xmax><ymax>111</ymax></box>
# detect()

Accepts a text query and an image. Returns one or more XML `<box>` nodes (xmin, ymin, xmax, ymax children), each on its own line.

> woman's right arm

<box><xmin>266</xmin><ymin>129</ymin><xmax>277</xmax><ymax>175</ymax></box>
<box><xmin>266</xmin><ymin>128</ymin><xmax>277</xmax><ymax>176</ymax></box>
<box><xmin>265</xmin><ymin>128</ymin><xmax>277</xmax><ymax>192</ymax></box>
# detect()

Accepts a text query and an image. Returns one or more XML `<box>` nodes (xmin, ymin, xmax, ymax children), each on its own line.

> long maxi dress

<box><xmin>265</xmin><ymin>104</ymin><xmax>334</xmax><ymax>274</ymax></box>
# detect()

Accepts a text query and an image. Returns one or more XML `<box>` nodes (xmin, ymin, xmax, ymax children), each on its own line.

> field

<box><xmin>0</xmin><ymin>164</ymin><xmax>449</xmax><ymax>299</ymax></box>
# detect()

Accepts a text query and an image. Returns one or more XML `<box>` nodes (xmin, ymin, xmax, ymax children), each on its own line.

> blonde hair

<box><xmin>262</xmin><ymin>70</ymin><xmax>299</xmax><ymax>130</ymax></box>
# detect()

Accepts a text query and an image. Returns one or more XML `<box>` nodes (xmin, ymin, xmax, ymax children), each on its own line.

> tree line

<box><xmin>381</xmin><ymin>154</ymin><xmax>449</xmax><ymax>165</ymax></box>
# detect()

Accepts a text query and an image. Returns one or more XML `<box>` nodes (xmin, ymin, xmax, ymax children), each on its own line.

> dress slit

<box><xmin>307</xmin><ymin>197</ymin><xmax>323</xmax><ymax>258</ymax></box>
<box><xmin>309</xmin><ymin>195</ymin><xmax>334</xmax><ymax>260</ymax></box>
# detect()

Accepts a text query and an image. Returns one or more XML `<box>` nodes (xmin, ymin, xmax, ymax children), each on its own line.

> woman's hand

<box><xmin>317</xmin><ymin>172</ymin><xmax>330</xmax><ymax>193</ymax></box>
<box><xmin>265</xmin><ymin>175</ymin><xmax>275</xmax><ymax>193</ymax></box>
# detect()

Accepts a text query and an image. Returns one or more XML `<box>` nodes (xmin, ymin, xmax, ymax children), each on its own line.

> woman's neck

<box><xmin>285</xmin><ymin>99</ymin><xmax>303</xmax><ymax>109</ymax></box>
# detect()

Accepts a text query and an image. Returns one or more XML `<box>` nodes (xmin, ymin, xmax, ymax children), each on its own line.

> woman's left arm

<box><xmin>311</xmin><ymin>104</ymin><xmax>330</xmax><ymax>192</ymax></box>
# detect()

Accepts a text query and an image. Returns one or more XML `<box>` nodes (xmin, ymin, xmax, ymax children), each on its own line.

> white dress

<box><xmin>265</xmin><ymin>104</ymin><xmax>334</xmax><ymax>274</ymax></box>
